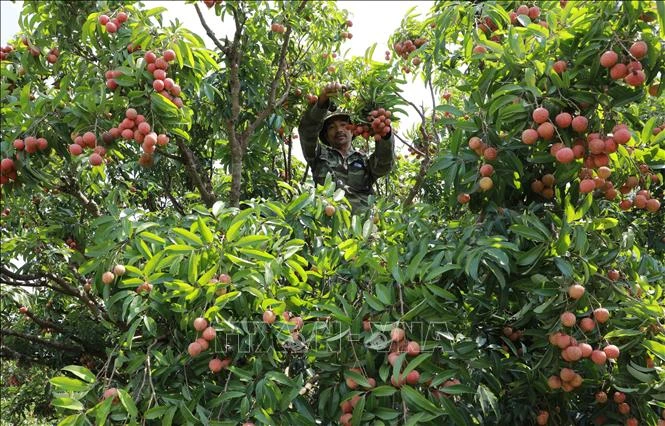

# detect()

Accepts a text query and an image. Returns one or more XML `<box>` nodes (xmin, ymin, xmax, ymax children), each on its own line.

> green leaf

<box><xmin>117</xmin><ymin>388</ymin><xmax>138</xmax><ymax>419</ymax></box>
<box><xmin>52</xmin><ymin>397</ymin><xmax>84</xmax><ymax>411</ymax></box>
<box><xmin>49</xmin><ymin>376</ymin><xmax>91</xmax><ymax>392</ymax></box>
<box><xmin>400</xmin><ymin>386</ymin><xmax>439</xmax><ymax>414</ymax></box>
<box><xmin>173</xmin><ymin>227</ymin><xmax>203</xmax><ymax>246</ymax></box>
<box><xmin>197</xmin><ymin>217</ymin><xmax>215</xmax><ymax>244</ymax></box>
<box><xmin>372</xmin><ymin>386</ymin><xmax>398</xmax><ymax>397</ymax></box>
<box><xmin>61</xmin><ymin>365</ymin><xmax>96</xmax><ymax>383</ymax></box>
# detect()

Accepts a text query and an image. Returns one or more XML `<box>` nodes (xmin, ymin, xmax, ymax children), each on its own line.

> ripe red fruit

<box><xmin>556</xmin><ymin>147</ymin><xmax>574</xmax><ymax>163</ymax></box>
<box><xmin>479</xmin><ymin>164</ymin><xmax>494</xmax><ymax>177</ymax></box>
<box><xmin>155</xmin><ymin>58</ymin><xmax>168</xmax><ymax>70</ymax></box>
<box><xmin>69</xmin><ymin>144</ymin><xmax>83</xmax><ymax>156</ymax></box>
<box><xmin>138</xmin><ymin>122</ymin><xmax>151</xmax><ymax>135</ymax></box>
<box><xmin>102</xmin><ymin>388</ymin><xmax>119</xmax><ymax>402</ymax></box>
<box><xmin>603</xmin><ymin>344</ymin><xmax>620</xmax><ymax>359</ymax></box>
<box><xmin>324</xmin><ymin>204</ymin><xmax>335</xmax><ymax>217</ymax></box>
<box><xmin>153</xmin><ymin>69</ymin><xmax>167</xmax><ymax>80</ymax></box>
<box><xmin>406</xmin><ymin>341</ymin><xmax>420</xmax><ymax>356</ymax></box>
<box><xmin>591</xmin><ymin>350</ymin><xmax>607</xmax><ymax>365</ymax></box>
<box><xmin>625</xmin><ymin>70</ymin><xmax>646</xmax><ymax>86</ymax></box>
<box><xmin>547</xmin><ymin>375</ymin><xmax>561</xmax><ymax>389</ymax></box>
<box><xmin>553</xmin><ymin>60</ymin><xmax>567</xmax><ymax>74</ymax></box>
<box><xmin>163</xmin><ymin>49</ymin><xmax>176</xmax><ymax>62</ymax></box>
<box><xmin>516</xmin><ymin>5</ymin><xmax>529</xmax><ymax>15</ymax></box>
<box><xmin>153</xmin><ymin>79</ymin><xmax>165</xmax><ymax>91</ymax></box>
<box><xmin>607</xmin><ymin>269</ymin><xmax>619</xmax><ymax>281</ymax></box>
<box><xmin>559</xmin><ymin>367</ymin><xmax>576</xmax><ymax>382</ymax></box>
<box><xmin>83</xmin><ymin>131</ymin><xmax>96</xmax><ymax>146</ymax></box>
<box><xmin>106</xmin><ymin>22</ymin><xmax>118</xmax><ymax>33</ymax></box>
<box><xmin>406</xmin><ymin>370</ymin><xmax>420</xmax><ymax>385</ymax></box>
<box><xmin>19</xmin><ymin>306</ymin><xmax>28</xmax><ymax>314</ymax></box>
<box><xmin>561</xmin><ymin>311</ymin><xmax>576</xmax><ymax>327</ymax></box>
<box><xmin>209</xmin><ymin>358</ymin><xmax>224</xmax><ymax>373</ymax></box>
<box><xmin>202</xmin><ymin>326</ymin><xmax>216</xmax><ymax>341</ymax></box>
<box><xmin>613</xmin><ymin>391</ymin><xmax>626</xmax><ymax>404</ymax></box>
<box><xmin>193</xmin><ymin>317</ymin><xmax>208</xmax><ymax>331</ymax></box>
<box><xmin>571</xmin><ymin>116</ymin><xmax>588</xmax><ymax>133</ymax></box>
<box><xmin>578</xmin><ymin>342</ymin><xmax>593</xmax><ymax>358</ymax></box>
<box><xmin>536</xmin><ymin>411</ymin><xmax>549</xmax><ymax>426</ymax></box>
<box><xmin>579</xmin><ymin>317</ymin><xmax>595</xmax><ymax>332</ymax></box>
<box><xmin>580</xmin><ymin>179</ymin><xmax>595</xmax><ymax>193</ymax></box>
<box><xmin>610</xmin><ymin>63</ymin><xmax>628</xmax><ymax>80</ymax></box>
<box><xmin>595</xmin><ymin>391</ymin><xmax>607</xmax><ymax>403</ymax></box>
<box><xmin>532</xmin><ymin>107</ymin><xmax>549</xmax><ymax>124</ymax></box>
<box><xmin>537</xmin><ymin>122</ymin><xmax>555</xmax><ymax>140</ymax></box>
<box><xmin>339</xmin><ymin>413</ymin><xmax>352</xmax><ymax>426</ymax></box>
<box><xmin>567</xmin><ymin>284</ymin><xmax>585</xmax><ymax>299</ymax></box>
<box><xmin>457</xmin><ymin>193</ymin><xmax>470</xmax><ymax>204</ymax></box>
<box><xmin>262</xmin><ymin>310</ymin><xmax>276</xmax><ymax>324</ymax></box>
<box><xmin>599</xmin><ymin>51</ymin><xmax>618</xmax><ymax>68</ymax></box>
<box><xmin>593</xmin><ymin>308</ymin><xmax>610</xmax><ymax>323</ymax></box>
<box><xmin>618</xmin><ymin>402</ymin><xmax>631</xmax><ymax>415</ymax></box>
<box><xmin>629</xmin><ymin>40</ymin><xmax>648</xmax><ymax>59</ymax></box>
<box><xmin>116</xmin><ymin>12</ymin><xmax>128</xmax><ymax>23</ymax></box>
<box><xmin>391</xmin><ymin>328</ymin><xmax>405</xmax><ymax>342</ymax></box>
<box><xmin>13</xmin><ymin>139</ymin><xmax>25</xmax><ymax>150</ymax></box>
<box><xmin>1</xmin><ymin>158</ymin><xmax>15</xmax><ymax>173</ymax></box>
<box><xmin>555</xmin><ymin>112</ymin><xmax>572</xmax><ymax>128</ymax></box>
<box><xmin>483</xmin><ymin>147</ymin><xmax>497</xmax><ymax>160</ymax></box>
<box><xmin>472</xmin><ymin>45</ymin><xmax>487</xmax><ymax>54</ymax></box>
<box><xmin>646</xmin><ymin>198</ymin><xmax>661</xmax><ymax>212</ymax></box>
<box><xmin>195</xmin><ymin>337</ymin><xmax>209</xmax><ymax>351</ymax></box>
<box><xmin>171</xmin><ymin>84</ymin><xmax>181</xmax><ymax>96</ymax></box>
<box><xmin>188</xmin><ymin>342</ymin><xmax>202</xmax><ymax>357</ymax></box>
<box><xmin>564</xmin><ymin>345</ymin><xmax>583</xmax><ymax>361</ymax></box>
<box><xmin>99</xmin><ymin>15</ymin><xmax>110</xmax><ymax>25</ymax></box>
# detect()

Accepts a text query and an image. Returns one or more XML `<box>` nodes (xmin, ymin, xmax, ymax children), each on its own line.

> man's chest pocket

<box><xmin>347</xmin><ymin>158</ymin><xmax>369</xmax><ymax>191</ymax></box>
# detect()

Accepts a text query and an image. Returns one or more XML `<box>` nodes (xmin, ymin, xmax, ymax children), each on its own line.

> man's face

<box><xmin>325</xmin><ymin>118</ymin><xmax>353</xmax><ymax>149</ymax></box>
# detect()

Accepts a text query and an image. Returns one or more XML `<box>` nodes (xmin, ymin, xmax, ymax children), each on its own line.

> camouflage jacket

<box><xmin>298</xmin><ymin>103</ymin><xmax>395</xmax><ymax>212</ymax></box>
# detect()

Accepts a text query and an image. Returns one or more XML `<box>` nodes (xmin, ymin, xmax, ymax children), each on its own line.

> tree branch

<box><xmin>1</xmin><ymin>328</ymin><xmax>84</xmax><ymax>353</ymax></box>
<box><xmin>176</xmin><ymin>139</ymin><xmax>216</xmax><ymax>207</ymax></box>
<box><xmin>194</xmin><ymin>3</ymin><xmax>229</xmax><ymax>54</ymax></box>
<box><xmin>394</xmin><ymin>133</ymin><xmax>426</xmax><ymax>157</ymax></box>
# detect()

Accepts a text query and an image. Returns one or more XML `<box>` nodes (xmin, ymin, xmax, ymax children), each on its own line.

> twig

<box><xmin>194</xmin><ymin>3</ymin><xmax>229</xmax><ymax>54</ymax></box>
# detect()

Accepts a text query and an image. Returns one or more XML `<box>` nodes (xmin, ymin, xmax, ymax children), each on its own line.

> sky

<box><xmin>1</xmin><ymin>1</ymin><xmax>434</xmax><ymax>155</ymax></box>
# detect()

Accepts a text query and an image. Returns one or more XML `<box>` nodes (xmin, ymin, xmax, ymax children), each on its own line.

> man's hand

<box><xmin>317</xmin><ymin>82</ymin><xmax>344</xmax><ymax>107</ymax></box>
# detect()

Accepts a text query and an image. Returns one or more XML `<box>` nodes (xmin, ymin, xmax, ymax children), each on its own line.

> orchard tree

<box><xmin>2</xmin><ymin>1</ymin><xmax>665</xmax><ymax>426</ymax></box>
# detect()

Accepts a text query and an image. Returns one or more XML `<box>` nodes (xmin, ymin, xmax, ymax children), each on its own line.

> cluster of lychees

<box><xmin>45</xmin><ymin>47</ymin><xmax>60</xmax><ymax>64</ymax></box>
<box><xmin>509</xmin><ymin>4</ymin><xmax>549</xmax><ymax>29</ymax></box>
<box><xmin>599</xmin><ymin>40</ymin><xmax>648</xmax><ymax>87</ymax></box>
<box><xmin>98</xmin><ymin>11</ymin><xmax>128</xmax><ymax>34</ymax></box>
<box><xmin>0</xmin><ymin>45</ymin><xmax>13</xmax><ymax>60</ymax></box>
<box><xmin>0</xmin><ymin>136</ymin><xmax>50</xmax><ymax>184</ymax></box>
<box><xmin>144</xmin><ymin>49</ymin><xmax>183</xmax><ymax>107</ymax></box>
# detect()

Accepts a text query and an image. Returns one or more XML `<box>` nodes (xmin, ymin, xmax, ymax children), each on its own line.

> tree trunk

<box><xmin>229</xmin><ymin>135</ymin><xmax>244</xmax><ymax>207</ymax></box>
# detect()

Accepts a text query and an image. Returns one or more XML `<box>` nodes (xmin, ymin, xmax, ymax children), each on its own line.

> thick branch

<box><xmin>58</xmin><ymin>177</ymin><xmax>101</xmax><ymax>217</ymax></box>
<box><xmin>194</xmin><ymin>3</ymin><xmax>228</xmax><ymax>54</ymax></box>
<box><xmin>176</xmin><ymin>139</ymin><xmax>216</xmax><ymax>207</ymax></box>
<box><xmin>1</xmin><ymin>328</ymin><xmax>84</xmax><ymax>353</ymax></box>
<box><xmin>241</xmin><ymin>23</ymin><xmax>295</xmax><ymax>144</ymax></box>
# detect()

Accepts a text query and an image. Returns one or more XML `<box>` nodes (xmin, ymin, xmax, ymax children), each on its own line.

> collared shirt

<box><xmin>298</xmin><ymin>103</ymin><xmax>395</xmax><ymax>212</ymax></box>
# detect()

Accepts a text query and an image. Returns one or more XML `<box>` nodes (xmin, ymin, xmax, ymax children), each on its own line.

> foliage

<box><xmin>1</xmin><ymin>1</ymin><xmax>664</xmax><ymax>425</ymax></box>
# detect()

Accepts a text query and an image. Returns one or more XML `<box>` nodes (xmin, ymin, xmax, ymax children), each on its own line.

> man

<box><xmin>298</xmin><ymin>83</ymin><xmax>394</xmax><ymax>212</ymax></box>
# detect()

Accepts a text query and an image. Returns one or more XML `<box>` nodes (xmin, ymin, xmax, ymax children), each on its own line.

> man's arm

<box><xmin>368</xmin><ymin>131</ymin><xmax>395</xmax><ymax>178</ymax></box>
<box><xmin>297</xmin><ymin>102</ymin><xmax>328</xmax><ymax>164</ymax></box>
<box><xmin>298</xmin><ymin>84</ymin><xmax>338</xmax><ymax>164</ymax></box>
